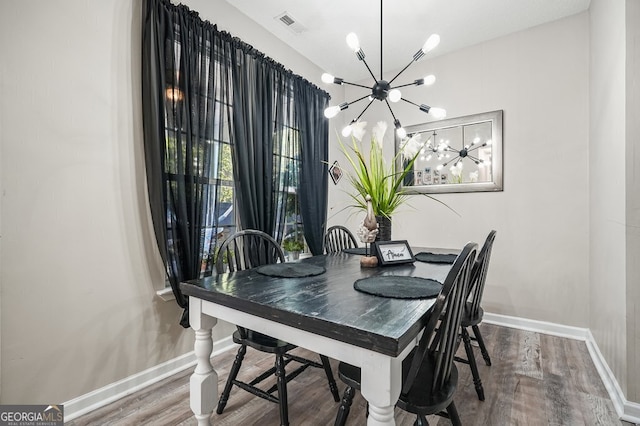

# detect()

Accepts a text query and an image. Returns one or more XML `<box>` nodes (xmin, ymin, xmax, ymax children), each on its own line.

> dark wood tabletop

<box><xmin>181</xmin><ymin>249</ymin><xmax>456</xmax><ymax>357</ymax></box>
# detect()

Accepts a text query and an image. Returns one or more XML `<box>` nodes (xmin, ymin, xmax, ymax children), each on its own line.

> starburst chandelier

<box><xmin>322</xmin><ymin>0</ymin><xmax>446</xmax><ymax>138</ymax></box>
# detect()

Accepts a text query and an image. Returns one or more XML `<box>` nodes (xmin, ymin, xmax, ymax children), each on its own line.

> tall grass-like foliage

<box><xmin>338</xmin><ymin>122</ymin><xmax>424</xmax><ymax>218</ymax></box>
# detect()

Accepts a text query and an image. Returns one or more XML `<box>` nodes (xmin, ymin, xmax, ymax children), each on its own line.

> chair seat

<box><xmin>232</xmin><ymin>330</ymin><xmax>297</xmax><ymax>354</ymax></box>
<box><xmin>337</xmin><ymin>347</ymin><xmax>459</xmax><ymax>415</ymax></box>
<box><xmin>337</xmin><ymin>361</ymin><xmax>361</xmax><ymax>390</ymax></box>
<box><xmin>397</xmin><ymin>348</ymin><xmax>459</xmax><ymax>415</ymax></box>
<box><xmin>461</xmin><ymin>303</ymin><xmax>484</xmax><ymax>327</ymax></box>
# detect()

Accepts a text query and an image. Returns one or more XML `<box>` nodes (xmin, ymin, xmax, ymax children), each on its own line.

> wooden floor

<box><xmin>67</xmin><ymin>324</ymin><xmax>629</xmax><ymax>425</ymax></box>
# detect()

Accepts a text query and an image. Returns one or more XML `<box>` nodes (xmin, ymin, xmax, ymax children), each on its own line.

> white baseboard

<box><xmin>63</xmin><ymin>314</ymin><xmax>640</xmax><ymax>424</ymax></box>
<box><xmin>62</xmin><ymin>335</ymin><xmax>236</xmax><ymax>422</ymax></box>
<box><xmin>484</xmin><ymin>312</ymin><xmax>640</xmax><ymax>424</ymax></box>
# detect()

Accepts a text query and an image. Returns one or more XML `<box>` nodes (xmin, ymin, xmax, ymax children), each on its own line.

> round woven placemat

<box><xmin>414</xmin><ymin>252</ymin><xmax>457</xmax><ymax>264</ymax></box>
<box><xmin>353</xmin><ymin>276</ymin><xmax>442</xmax><ymax>299</ymax></box>
<box><xmin>256</xmin><ymin>263</ymin><xmax>326</xmax><ymax>278</ymax></box>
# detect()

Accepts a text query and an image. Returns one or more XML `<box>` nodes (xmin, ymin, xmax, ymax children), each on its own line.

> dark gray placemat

<box><xmin>353</xmin><ymin>276</ymin><xmax>442</xmax><ymax>299</ymax></box>
<box><xmin>415</xmin><ymin>252</ymin><xmax>458</xmax><ymax>264</ymax></box>
<box><xmin>342</xmin><ymin>247</ymin><xmax>368</xmax><ymax>255</ymax></box>
<box><xmin>256</xmin><ymin>263</ymin><xmax>326</xmax><ymax>278</ymax></box>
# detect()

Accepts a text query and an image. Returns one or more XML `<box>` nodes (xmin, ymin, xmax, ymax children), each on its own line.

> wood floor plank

<box><xmin>516</xmin><ymin>330</ymin><xmax>543</xmax><ymax>380</ymax></box>
<box><xmin>66</xmin><ymin>324</ymin><xmax>629</xmax><ymax>426</ymax></box>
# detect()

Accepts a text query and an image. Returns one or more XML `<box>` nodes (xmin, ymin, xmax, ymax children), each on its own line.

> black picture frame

<box><xmin>374</xmin><ymin>240</ymin><xmax>415</xmax><ymax>266</ymax></box>
<box><xmin>329</xmin><ymin>161</ymin><xmax>343</xmax><ymax>185</ymax></box>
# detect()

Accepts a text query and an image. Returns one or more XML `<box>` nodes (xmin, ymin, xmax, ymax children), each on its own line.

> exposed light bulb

<box><xmin>321</xmin><ymin>73</ymin><xmax>334</xmax><ymax>84</ymax></box>
<box><xmin>422</xmin><ymin>34</ymin><xmax>440</xmax><ymax>53</ymax></box>
<box><xmin>430</xmin><ymin>107</ymin><xmax>447</xmax><ymax>119</ymax></box>
<box><xmin>341</xmin><ymin>125</ymin><xmax>353</xmax><ymax>137</ymax></box>
<box><xmin>436</xmin><ymin>164</ymin><xmax>444</xmax><ymax>171</ymax></box>
<box><xmin>346</xmin><ymin>33</ymin><xmax>360</xmax><ymax>51</ymax></box>
<box><xmin>422</xmin><ymin>75</ymin><xmax>436</xmax><ymax>85</ymax></box>
<box><xmin>473</xmin><ymin>136</ymin><xmax>481</xmax><ymax>145</ymax></box>
<box><xmin>165</xmin><ymin>87</ymin><xmax>184</xmax><ymax>102</ymax></box>
<box><xmin>486</xmin><ymin>139</ymin><xmax>493</xmax><ymax>146</ymax></box>
<box><xmin>388</xmin><ymin>89</ymin><xmax>402</xmax><ymax>103</ymax></box>
<box><xmin>396</xmin><ymin>127</ymin><xmax>407</xmax><ymax>139</ymax></box>
<box><xmin>324</xmin><ymin>106</ymin><xmax>341</xmax><ymax>118</ymax></box>
<box><xmin>426</xmin><ymin>154</ymin><xmax>432</xmax><ymax>161</ymax></box>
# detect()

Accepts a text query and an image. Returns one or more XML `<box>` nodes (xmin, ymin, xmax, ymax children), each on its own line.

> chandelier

<box><xmin>322</xmin><ymin>0</ymin><xmax>446</xmax><ymax>139</ymax></box>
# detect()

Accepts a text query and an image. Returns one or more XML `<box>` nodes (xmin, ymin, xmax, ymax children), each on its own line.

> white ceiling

<box><xmin>224</xmin><ymin>0</ymin><xmax>591</xmax><ymax>82</ymax></box>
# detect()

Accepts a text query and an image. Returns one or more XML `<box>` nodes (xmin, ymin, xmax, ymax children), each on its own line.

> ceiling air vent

<box><xmin>274</xmin><ymin>11</ymin><xmax>307</xmax><ymax>34</ymax></box>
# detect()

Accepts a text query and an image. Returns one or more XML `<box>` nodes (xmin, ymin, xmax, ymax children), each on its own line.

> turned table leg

<box><xmin>360</xmin><ymin>353</ymin><xmax>403</xmax><ymax>426</ymax></box>
<box><xmin>189</xmin><ymin>298</ymin><xmax>218</xmax><ymax>425</ymax></box>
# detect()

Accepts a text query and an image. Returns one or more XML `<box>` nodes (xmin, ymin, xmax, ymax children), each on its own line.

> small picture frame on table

<box><xmin>329</xmin><ymin>161</ymin><xmax>343</xmax><ymax>185</ymax></box>
<box><xmin>374</xmin><ymin>240</ymin><xmax>415</xmax><ymax>266</ymax></box>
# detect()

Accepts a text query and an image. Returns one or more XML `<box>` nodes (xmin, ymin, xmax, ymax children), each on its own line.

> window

<box><xmin>274</xmin><ymin>126</ymin><xmax>305</xmax><ymax>254</ymax></box>
<box><xmin>164</xmin><ymin>37</ymin><xmax>237</xmax><ymax>279</ymax></box>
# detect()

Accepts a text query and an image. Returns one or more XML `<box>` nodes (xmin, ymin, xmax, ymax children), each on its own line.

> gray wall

<box><xmin>329</xmin><ymin>12</ymin><xmax>591</xmax><ymax>327</ymax></box>
<box><xmin>0</xmin><ymin>0</ymin><xmax>331</xmax><ymax>404</ymax></box>
<box><xmin>0</xmin><ymin>0</ymin><xmax>636</xmax><ymax>411</ymax></box>
<box><xmin>589</xmin><ymin>0</ymin><xmax>630</xmax><ymax>399</ymax></box>
<box><xmin>626</xmin><ymin>0</ymin><xmax>640</xmax><ymax>403</ymax></box>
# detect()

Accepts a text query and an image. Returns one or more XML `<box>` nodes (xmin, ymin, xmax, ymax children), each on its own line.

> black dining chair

<box><xmin>323</xmin><ymin>225</ymin><xmax>358</xmax><ymax>254</ymax></box>
<box><xmin>334</xmin><ymin>242</ymin><xmax>478</xmax><ymax>426</ymax></box>
<box><xmin>455</xmin><ymin>230</ymin><xmax>497</xmax><ymax>401</ymax></box>
<box><xmin>214</xmin><ymin>230</ymin><xmax>340</xmax><ymax>425</ymax></box>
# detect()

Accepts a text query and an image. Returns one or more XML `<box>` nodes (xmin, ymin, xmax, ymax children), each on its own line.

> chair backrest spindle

<box><xmin>467</xmin><ymin>230</ymin><xmax>497</xmax><ymax>318</ymax></box>
<box><xmin>324</xmin><ymin>225</ymin><xmax>358</xmax><ymax>254</ymax></box>
<box><xmin>401</xmin><ymin>242</ymin><xmax>478</xmax><ymax>395</ymax></box>
<box><xmin>216</xmin><ymin>229</ymin><xmax>285</xmax><ymax>274</ymax></box>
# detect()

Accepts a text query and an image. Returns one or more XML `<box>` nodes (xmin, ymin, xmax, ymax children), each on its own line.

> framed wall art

<box><xmin>329</xmin><ymin>161</ymin><xmax>343</xmax><ymax>185</ymax></box>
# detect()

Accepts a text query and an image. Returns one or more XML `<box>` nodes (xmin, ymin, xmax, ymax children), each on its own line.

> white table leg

<box><xmin>360</xmin><ymin>353</ymin><xmax>403</xmax><ymax>426</ymax></box>
<box><xmin>189</xmin><ymin>298</ymin><xmax>218</xmax><ymax>426</ymax></box>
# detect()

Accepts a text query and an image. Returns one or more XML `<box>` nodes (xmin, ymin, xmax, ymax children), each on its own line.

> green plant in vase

<box><xmin>337</xmin><ymin>121</ymin><xmax>451</xmax><ymax>240</ymax></box>
<box><xmin>283</xmin><ymin>236</ymin><xmax>305</xmax><ymax>260</ymax></box>
<box><xmin>283</xmin><ymin>238</ymin><xmax>304</xmax><ymax>252</ymax></box>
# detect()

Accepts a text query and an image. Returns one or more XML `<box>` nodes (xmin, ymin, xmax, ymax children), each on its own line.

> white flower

<box><xmin>469</xmin><ymin>171</ymin><xmax>478</xmax><ymax>182</ymax></box>
<box><xmin>450</xmin><ymin>161</ymin><xmax>463</xmax><ymax>177</ymax></box>
<box><xmin>402</xmin><ymin>133</ymin><xmax>424</xmax><ymax>158</ymax></box>
<box><xmin>351</xmin><ymin>121</ymin><xmax>368</xmax><ymax>141</ymax></box>
<box><xmin>371</xmin><ymin>121</ymin><xmax>387</xmax><ymax>146</ymax></box>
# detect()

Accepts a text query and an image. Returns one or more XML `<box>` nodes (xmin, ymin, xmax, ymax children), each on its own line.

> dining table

<box><xmin>180</xmin><ymin>246</ymin><xmax>458</xmax><ymax>425</ymax></box>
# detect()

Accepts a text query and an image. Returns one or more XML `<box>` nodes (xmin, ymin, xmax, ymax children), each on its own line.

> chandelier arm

<box><xmin>352</xmin><ymin>98</ymin><xmax>377</xmax><ymax>123</ymax></box>
<box><xmin>466</xmin><ymin>154</ymin><xmax>483</xmax><ymax>163</ymax></box>
<box><xmin>442</xmin><ymin>156</ymin><xmax>460</xmax><ymax>167</ymax></box>
<box><xmin>360</xmin><ymin>57</ymin><xmax>378</xmax><ymax>82</ymax></box>
<box><xmin>380</xmin><ymin>0</ymin><xmax>383</xmax><ymax>80</ymax></box>
<box><xmin>388</xmin><ymin>57</ymin><xmax>417</xmax><ymax>85</ymax></box>
<box><xmin>347</xmin><ymin>94</ymin><xmax>374</xmax><ymax>106</ymax></box>
<box><xmin>342</xmin><ymin>81</ymin><xmax>374</xmax><ymax>90</ymax></box>
<box><xmin>466</xmin><ymin>144</ymin><xmax>486</xmax><ymax>153</ymax></box>
<box><xmin>384</xmin><ymin>99</ymin><xmax>399</xmax><ymax>121</ymax></box>
<box><xmin>390</xmin><ymin>81</ymin><xmax>417</xmax><ymax>90</ymax></box>
<box><xmin>400</xmin><ymin>97</ymin><xmax>419</xmax><ymax>107</ymax></box>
